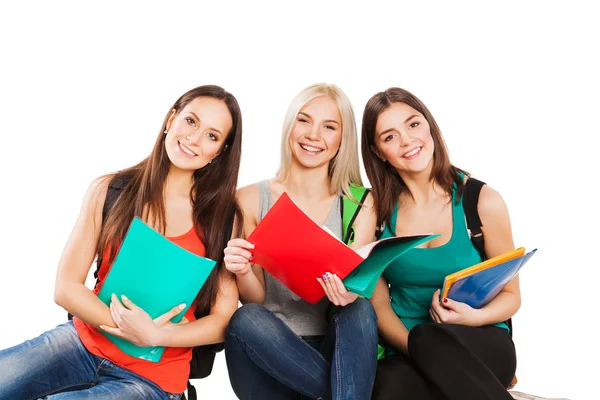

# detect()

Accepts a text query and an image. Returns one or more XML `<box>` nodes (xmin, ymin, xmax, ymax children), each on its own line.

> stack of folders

<box><xmin>441</xmin><ymin>247</ymin><xmax>537</xmax><ymax>308</ymax></box>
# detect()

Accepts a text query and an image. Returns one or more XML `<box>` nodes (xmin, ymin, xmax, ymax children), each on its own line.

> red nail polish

<box><xmin>443</xmin><ymin>298</ymin><xmax>448</xmax><ymax>304</ymax></box>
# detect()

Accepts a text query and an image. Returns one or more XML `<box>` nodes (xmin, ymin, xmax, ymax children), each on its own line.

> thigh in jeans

<box><xmin>225</xmin><ymin>303</ymin><xmax>330</xmax><ymax>400</ymax></box>
<box><xmin>0</xmin><ymin>321</ymin><xmax>97</xmax><ymax>399</ymax></box>
<box><xmin>41</xmin><ymin>359</ymin><xmax>181</xmax><ymax>400</ymax></box>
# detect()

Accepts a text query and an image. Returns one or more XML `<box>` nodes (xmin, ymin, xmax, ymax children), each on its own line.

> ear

<box><xmin>212</xmin><ymin>144</ymin><xmax>228</xmax><ymax>162</ymax></box>
<box><xmin>165</xmin><ymin>109</ymin><xmax>177</xmax><ymax>131</ymax></box>
<box><xmin>370</xmin><ymin>145</ymin><xmax>387</xmax><ymax>162</ymax></box>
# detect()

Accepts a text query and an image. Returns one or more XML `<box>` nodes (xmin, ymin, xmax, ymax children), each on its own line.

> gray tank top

<box><xmin>257</xmin><ymin>180</ymin><xmax>342</xmax><ymax>336</ymax></box>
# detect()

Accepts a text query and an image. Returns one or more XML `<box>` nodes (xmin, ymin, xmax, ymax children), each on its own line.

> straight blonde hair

<box><xmin>276</xmin><ymin>83</ymin><xmax>362</xmax><ymax>198</ymax></box>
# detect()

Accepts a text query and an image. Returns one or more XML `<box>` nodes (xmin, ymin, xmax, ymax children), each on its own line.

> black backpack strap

<box><xmin>186</xmin><ymin>380</ymin><xmax>197</xmax><ymax>400</ymax></box>
<box><xmin>463</xmin><ymin>177</ymin><xmax>486</xmax><ymax>261</ymax></box>
<box><xmin>101</xmin><ymin>175</ymin><xmax>129</xmax><ymax>224</ymax></box>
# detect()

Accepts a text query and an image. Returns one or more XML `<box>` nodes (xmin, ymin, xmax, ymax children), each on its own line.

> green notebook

<box><xmin>98</xmin><ymin>217</ymin><xmax>216</xmax><ymax>363</ymax></box>
<box><xmin>343</xmin><ymin>234</ymin><xmax>440</xmax><ymax>297</ymax></box>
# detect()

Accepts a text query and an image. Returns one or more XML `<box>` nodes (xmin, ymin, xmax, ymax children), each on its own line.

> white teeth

<box><xmin>300</xmin><ymin>144</ymin><xmax>324</xmax><ymax>152</ymax></box>
<box><xmin>179</xmin><ymin>142</ymin><xmax>196</xmax><ymax>156</ymax></box>
<box><xmin>403</xmin><ymin>147</ymin><xmax>421</xmax><ymax>158</ymax></box>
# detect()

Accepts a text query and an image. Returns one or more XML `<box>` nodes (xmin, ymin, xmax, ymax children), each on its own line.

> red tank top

<box><xmin>74</xmin><ymin>226</ymin><xmax>206</xmax><ymax>394</ymax></box>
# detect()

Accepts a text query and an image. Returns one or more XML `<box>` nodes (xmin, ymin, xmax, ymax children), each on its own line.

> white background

<box><xmin>0</xmin><ymin>1</ymin><xmax>597</xmax><ymax>399</ymax></box>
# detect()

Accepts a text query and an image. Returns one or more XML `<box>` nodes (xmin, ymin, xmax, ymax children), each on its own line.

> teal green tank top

<box><xmin>380</xmin><ymin>185</ymin><xmax>508</xmax><ymax>334</ymax></box>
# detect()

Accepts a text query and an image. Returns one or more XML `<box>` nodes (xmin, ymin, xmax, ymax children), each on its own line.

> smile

<box><xmin>178</xmin><ymin>141</ymin><xmax>198</xmax><ymax>158</ymax></box>
<box><xmin>299</xmin><ymin>143</ymin><xmax>325</xmax><ymax>155</ymax></box>
<box><xmin>402</xmin><ymin>146</ymin><xmax>422</xmax><ymax>160</ymax></box>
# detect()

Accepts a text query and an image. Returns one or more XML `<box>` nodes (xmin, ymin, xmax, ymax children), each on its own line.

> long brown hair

<box><xmin>97</xmin><ymin>85</ymin><xmax>243</xmax><ymax>318</ymax></box>
<box><xmin>361</xmin><ymin>87</ymin><xmax>467</xmax><ymax>228</ymax></box>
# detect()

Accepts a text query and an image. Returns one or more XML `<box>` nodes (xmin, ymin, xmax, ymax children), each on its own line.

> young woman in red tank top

<box><xmin>0</xmin><ymin>85</ymin><xmax>243</xmax><ymax>399</ymax></box>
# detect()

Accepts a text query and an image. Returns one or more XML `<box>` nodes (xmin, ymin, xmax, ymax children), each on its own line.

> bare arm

<box><xmin>54</xmin><ymin>176</ymin><xmax>117</xmax><ymax>328</ymax></box>
<box><xmin>474</xmin><ymin>184</ymin><xmax>521</xmax><ymax>325</ymax></box>
<box><xmin>370</xmin><ymin>276</ymin><xmax>410</xmax><ymax>354</ymax></box>
<box><xmin>225</xmin><ymin>184</ymin><xmax>266</xmax><ymax>304</ymax></box>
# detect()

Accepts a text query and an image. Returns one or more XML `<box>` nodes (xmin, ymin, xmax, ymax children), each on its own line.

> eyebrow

<box><xmin>189</xmin><ymin>112</ymin><xmax>223</xmax><ymax>135</ymax></box>
<box><xmin>298</xmin><ymin>111</ymin><xmax>340</xmax><ymax>126</ymax></box>
<box><xmin>378</xmin><ymin>114</ymin><xmax>420</xmax><ymax>137</ymax></box>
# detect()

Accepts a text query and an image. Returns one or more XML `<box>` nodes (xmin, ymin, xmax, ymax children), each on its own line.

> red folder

<box><xmin>247</xmin><ymin>193</ymin><xmax>364</xmax><ymax>304</ymax></box>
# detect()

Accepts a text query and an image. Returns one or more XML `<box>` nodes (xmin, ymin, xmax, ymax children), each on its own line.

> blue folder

<box><xmin>97</xmin><ymin>217</ymin><xmax>216</xmax><ymax>362</ymax></box>
<box><xmin>445</xmin><ymin>249</ymin><xmax>537</xmax><ymax>308</ymax></box>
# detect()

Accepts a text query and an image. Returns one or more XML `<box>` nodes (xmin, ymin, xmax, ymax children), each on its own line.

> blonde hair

<box><xmin>276</xmin><ymin>83</ymin><xmax>362</xmax><ymax>198</ymax></box>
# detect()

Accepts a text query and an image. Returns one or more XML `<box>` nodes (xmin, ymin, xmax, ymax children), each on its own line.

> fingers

<box><xmin>317</xmin><ymin>274</ymin><xmax>339</xmax><ymax>305</ymax></box>
<box><xmin>110</xmin><ymin>294</ymin><xmax>126</xmax><ymax>326</ymax></box>
<box><xmin>430</xmin><ymin>290</ymin><xmax>447</xmax><ymax>323</ymax></box>
<box><xmin>224</xmin><ymin>254</ymin><xmax>252</xmax><ymax>264</ymax></box>
<box><xmin>120</xmin><ymin>295</ymin><xmax>141</xmax><ymax>312</ymax></box>
<box><xmin>99</xmin><ymin>325</ymin><xmax>124</xmax><ymax>337</ymax></box>
<box><xmin>224</xmin><ymin>240</ymin><xmax>255</xmax><ymax>275</ymax></box>
<box><xmin>333</xmin><ymin>274</ymin><xmax>358</xmax><ymax>305</ymax></box>
<box><xmin>324</xmin><ymin>273</ymin><xmax>342</xmax><ymax>305</ymax></box>
<box><xmin>441</xmin><ymin>297</ymin><xmax>458</xmax><ymax>311</ymax></box>
<box><xmin>225</xmin><ymin>239</ymin><xmax>255</xmax><ymax>252</ymax></box>
<box><xmin>430</xmin><ymin>290</ymin><xmax>446</xmax><ymax>316</ymax></box>
<box><xmin>429</xmin><ymin>308</ymin><xmax>441</xmax><ymax>323</ymax></box>
<box><xmin>177</xmin><ymin>317</ymin><xmax>189</xmax><ymax>325</ymax></box>
<box><xmin>332</xmin><ymin>274</ymin><xmax>348</xmax><ymax>295</ymax></box>
<box><xmin>154</xmin><ymin>303</ymin><xmax>186</xmax><ymax>326</ymax></box>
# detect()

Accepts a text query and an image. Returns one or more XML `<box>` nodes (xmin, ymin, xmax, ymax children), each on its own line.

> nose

<box><xmin>398</xmin><ymin>130</ymin><xmax>413</xmax><ymax>147</ymax></box>
<box><xmin>304</xmin><ymin>125</ymin><xmax>322</xmax><ymax>141</ymax></box>
<box><xmin>187</xmin><ymin>132</ymin><xmax>201</xmax><ymax>146</ymax></box>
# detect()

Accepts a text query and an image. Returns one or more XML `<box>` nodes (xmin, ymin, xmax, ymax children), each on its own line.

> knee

<box><xmin>339</xmin><ymin>298</ymin><xmax>377</xmax><ymax>323</ymax></box>
<box><xmin>225</xmin><ymin>303</ymin><xmax>270</xmax><ymax>343</ymax></box>
<box><xmin>335</xmin><ymin>298</ymin><xmax>378</xmax><ymax>338</ymax></box>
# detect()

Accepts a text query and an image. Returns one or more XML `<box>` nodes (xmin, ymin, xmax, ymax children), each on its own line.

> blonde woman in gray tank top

<box><xmin>223</xmin><ymin>84</ymin><xmax>379</xmax><ymax>400</ymax></box>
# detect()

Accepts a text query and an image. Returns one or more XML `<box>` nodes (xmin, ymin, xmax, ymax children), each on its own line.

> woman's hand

<box><xmin>99</xmin><ymin>294</ymin><xmax>188</xmax><ymax>347</ymax></box>
<box><xmin>429</xmin><ymin>289</ymin><xmax>482</xmax><ymax>326</ymax></box>
<box><xmin>317</xmin><ymin>272</ymin><xmax>359</xmax><ymax>307</ymax></box>
<box><xmin>224</xmin><ymin>238</ymin><xmax>255</xmax><ymax>276</ymax></box>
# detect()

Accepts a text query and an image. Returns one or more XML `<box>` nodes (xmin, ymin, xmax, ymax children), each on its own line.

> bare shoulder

<box><xmin>362</xmin><ymin>191</ymin><xmax>375</xmax><ymax>209</ymax></box>
<box><xmin>478</xmin><ymin>184</ymin><xmax>509</xmax><ymax>218</ymax></box>
<box><xmin>356</xmin><ymin>191</ymin><xmax>375</xmax><ymax>221</ymax></box>
<box><xmin>82</xmin><ymin>175</ymin><xmax>113</xmax><ymax>212</ymax></box>
<box><xmin>236</xmin><ymin>183</ymin><xmax>259</xmax><ymax>208</ymax></box>
<box><xmin>236</xmin><ymin>182</ymin><xmax>261</xmax><ymax>223</ymax></box>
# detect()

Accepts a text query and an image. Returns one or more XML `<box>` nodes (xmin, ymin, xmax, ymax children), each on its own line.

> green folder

<box><xmin>98</xmin><ymin>217</ymin><xmax>216</xmax><ymax>363</ymax></box>
<box><xmin>343</xmin><ymin>234</ymin><xmax>440</xmax><ymax>298</ymax></box>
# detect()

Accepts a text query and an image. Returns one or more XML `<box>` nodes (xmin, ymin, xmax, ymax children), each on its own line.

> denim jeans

<box><xmin>0</xmin><ymin>321</ymin><xmax>181</xmax><ymax>400</ymax></box>
<box><xmin>225</xmin><ymin>298</ymin><xmax>378</xmax><ymax>400</ymax></box>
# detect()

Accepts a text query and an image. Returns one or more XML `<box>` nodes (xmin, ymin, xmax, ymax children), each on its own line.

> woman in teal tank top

<box><xmin>361</xmin><ymin>88</ymin><xmax>520</xmax><ymax>400</ymax></box>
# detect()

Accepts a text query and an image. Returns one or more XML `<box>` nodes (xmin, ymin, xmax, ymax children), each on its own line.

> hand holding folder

<box><xmin>97</xmin><ymin>218</ymin><xmax>216</xmax><ymax>362</ymax></box>
<box><xmin>247</xmin><ymin>193</ymin><xmax>438</xmax><ymax>303</ymax></box>
<box><xmin>441</xmin><ymin>246</ymin><xmax>537</xmax><ymax>308</ymax></box>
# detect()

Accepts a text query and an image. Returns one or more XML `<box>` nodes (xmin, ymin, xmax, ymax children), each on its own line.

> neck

<box><xmin>280</xmin><ymin>160</ymin><xmax>332</xmax><ymax>201</ymax></box>
<box><xmin>396</xmin><ymin>164</ymin><xmax>442</xmax><ymax>205</ymax></box>
<box><xmin>165</xmin><ymin>165</ymin><xmax>195</xmax><ymax>198</ymax></box>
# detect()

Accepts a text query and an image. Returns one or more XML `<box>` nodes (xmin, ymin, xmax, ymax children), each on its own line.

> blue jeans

<box><xmin>225</xmin><ymin>298</ymin><xmax>378</xmax><ymax>400</ymax></box>
<box><xmin>0</xmin><ymin>321</ymin><xmax>181</xmax><ymax>400</ymax></box>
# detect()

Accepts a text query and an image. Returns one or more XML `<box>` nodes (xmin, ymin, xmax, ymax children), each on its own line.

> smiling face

<box><xmin>373</xmin><ymin>102</ymin><xmax>435</xmax><ymax>175</ymax></box>
<box><xmin>288</xmin><ymin>96</ymin><xmax>342</xmax><ymax>170</ymax></box>
<box><xmin>164</xmin><ymin>96</ymin><xmax>233</xmax><ymax>171</ymax></box>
